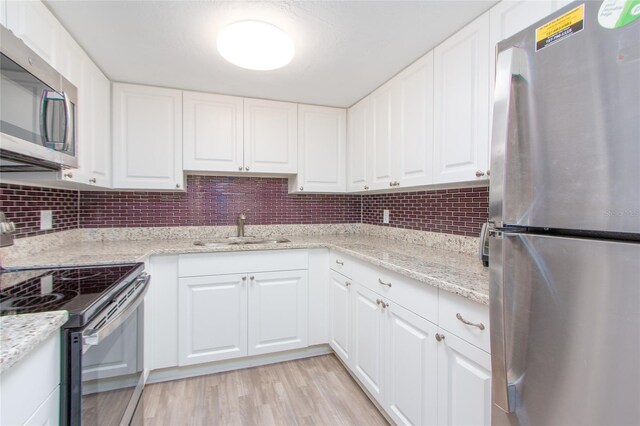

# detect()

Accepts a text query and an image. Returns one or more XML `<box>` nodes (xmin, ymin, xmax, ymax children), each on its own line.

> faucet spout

<box><xmin>237</xmin><ymin>212</ymin><xmax>247</xmax><ymax>237</ymax></box>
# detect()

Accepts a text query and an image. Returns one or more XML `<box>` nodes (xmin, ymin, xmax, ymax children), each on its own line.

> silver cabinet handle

<box><xmin>389</xmin><ymin>181</ymin><xmax>394</xmax><ymax>187</ymax></box>
<box><xmin>364</xmin><ymin>185</ymin><xmax>369</xmax><ymax>190</ymax></box>
<box><xmin>242</xmin><ymin>276</ymin><xmax>247</xmax><ymax>281</ymax></box>
<box><xmin>175</xmin><ymin>184</ymin><xmax>180</xmax><ymax>188</ymax></box>
<box><xmin>64</xmin><ymin>172</ymin><xmax>73</xmax><ymax>178</ymax></box>
<box><xmin>238</xmin><ymin>166</ymin><xmax>243</xmax><ymax>171</ymax></box>
<box><xmin>300</xmin><ymin>186</ymin><xmax>304</xmax><ymax>191</ymax></box>
<box><xmin>456</xmin><ymin>313</ymin><xmax>485</xmax><ymax>330</ymax></box>
<box><xmin>486</xmin><ymin>170</ymin><xmax>491</xmax><ymax>176</ymax></box>
<box><xmin>245</xmin><ymin>166</ymin><xmax>250</xmax><ymax>171</ymax></box>
<box><xmin>89</xmin><ymin>178</ymin><xmax>96</xmax><ymax>183</ymax></box>
<box><xmin>435</xmin><ymin>333</ymin><xmax>445</xmax><ymax>342</ymax></box>
<box><xmin>378</xmin><ymin>278</ymin><xmax>392</xmax><ymax>288</ymax></box>
<box><xmin>345</xmin><ymin>281</ymin><xmax>351</xmax><ymax>287</ymax></box>
<box><xmin>376</xmin><ymin>299</ymin><xmax>388</xmax><ymax>309</ymax></box>
<box><xmin>335</xmin><ymin>260</ymin><xmax>344</xmax><ymax>266</ymax></box>
<box><xmin>250</xmin><ymin>275</ymin><xmax>255</xmax><ymax>280</ymax></box>
<box><xmin>475</xmin><ymin>170</ymin><xmax>485</xmax><ymax>177</ymax></box>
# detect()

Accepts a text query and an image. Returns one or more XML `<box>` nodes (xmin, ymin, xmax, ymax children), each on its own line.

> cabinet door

<box><xmin>346</xmin><ymin>98</ymin><xmax>370</xmax><ymax>192</ymax></box>
<box><xmin>433</xmin><ymin>12</ymin><xmax>490</xmax><ymax>184</ymax></box>
<box><xmin>5</xmin><ymin>0</ymin><xmax>57</xmax><ymax>65</ymax></box>
<box><xmin>396</xmin><ymin>52</ymin><xmax>434</xmax><ymax>188</ymax></box>
<box><xmin>70</xmin><ymin>62</ymin><xmax>111</xmax><ymax>187</ymax></box>
<box><xmin>178</xmin><ymin>274</ymin><xmax>248</xmax><ymax>366</ymax></box>
<box><xmin>24</xmin><ymin>387</ymin><xmax>59</xmax><ymax>426</ymax></box>
<box><xmin>386</xmin><ymin>303</ymin><xmax>438</xmax><ymax>426</ymax></box>
<box><xmin>296</xmin><ymin>105</ymin><xmax>346</xmax><ymax>193</ymax></box>
<box><xmin>248</xmin><ymin>270</ymin><xmax>308</xmax><ymax>356</ymax></box>
<box><xmin>244</xmin><ymin>98</ymin><xmax>297</xmax><ymax>174</ymax></box>
<box><xmin>437</xmin><ymin>330</ymin><xmax>492</xmax><ymax>426</ymax></box>
<box><xmin>329</xmin><ymin>270</ymin><xmax>352</xmax><ymax>365</ymax></box>
<box><xmin>183</xmin><ymin>91</ymin><xmax>244</xmax><ymax>172</ymax></box>
<box><xmin>370</xmin><ymin>83</ymin><xmax>398</xmax><ymax>190</ymax></box>
<box><xmin>112</xmin><ymin>83</ymin><xmax>183</xmax><ymax>190</ymax></box>
<box><xmin>83</xmin><ymin>313</ymin><xmax>138</xmax><ymax>380</ymax></box>
<box><xmin>352</xmin><ymin>283</ymin><xmax>385</xmax><ymax>404</ymax></box>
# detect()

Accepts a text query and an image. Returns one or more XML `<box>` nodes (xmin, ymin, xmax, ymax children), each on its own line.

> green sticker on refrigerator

<box><xmin>598</xmin><ymin>0</ymin><xmax>640</xmax><ymax>28</ymax></box>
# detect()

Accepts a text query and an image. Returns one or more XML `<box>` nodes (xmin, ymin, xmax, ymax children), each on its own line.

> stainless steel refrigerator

<box><xmin>488</xmin><ymin>1</ymin><xmax>640</xmax><ymax>425</ymax></box>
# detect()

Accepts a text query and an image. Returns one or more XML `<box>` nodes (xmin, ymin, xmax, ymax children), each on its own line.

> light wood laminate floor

<box><xmin>132</xmin><ymin>354</ymin><xmax>388</xmax><ymax>426</ymax></box>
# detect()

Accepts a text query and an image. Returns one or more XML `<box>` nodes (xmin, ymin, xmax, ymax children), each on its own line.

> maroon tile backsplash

<box><xmin>0</xmin><ymin>177</ymin><xmax>489</xmax><ymax>239</ymax></box>
<box><xmin>362</xmin><ymin>186</ymin><xmax>489</xmax><ymax>237</ymax></box>
<box><xmin>79</xmin><ymin>175</ymin><xmax>361</xmax><ymax>228</ymax></box>
<box><xmin>0</xmin><ymin>183</ymin><xmax>79</xmax><ymax>239</ymax></box>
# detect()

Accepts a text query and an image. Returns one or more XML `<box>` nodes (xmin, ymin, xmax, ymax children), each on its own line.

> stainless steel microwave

<box><xmin>0</xmin><ymin>25</ymin><xmax>78</xmax><ymax>171</ymax></box>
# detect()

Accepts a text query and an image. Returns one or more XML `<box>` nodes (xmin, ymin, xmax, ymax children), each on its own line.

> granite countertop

<box><xmin>0</xmin><ymin>311</ymin><xmax>68</xmax><ymax>373</ymax></box>
<box><xmin>2</xmin><ymin>234</ymin><xmax>489</xmax><ymax>305</ymax></box>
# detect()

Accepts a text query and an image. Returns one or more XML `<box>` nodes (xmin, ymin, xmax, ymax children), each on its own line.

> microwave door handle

<box><xmin>62</xmin><ymin>91</ymin><xmax>72</xmax><ymax>152</ymax></box>
<box><xmin>39</xmin><ymin>90</ymin><xmax>51</xmax><ymax>146</ymax></box>
<box><xmin>82</xmin><ymin>274</ymin><xmax>150</xmax><ymax>354</ymax></box>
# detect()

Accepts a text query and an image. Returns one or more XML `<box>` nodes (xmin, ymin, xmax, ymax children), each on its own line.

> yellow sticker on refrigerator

<box><xmin>535</xmin><ymin>4</ymin><xmax>585</xmax><ymax>51</ymax></box>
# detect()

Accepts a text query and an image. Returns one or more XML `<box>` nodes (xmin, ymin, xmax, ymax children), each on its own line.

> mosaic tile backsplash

<box><xmin>80</xmin><ymin>176</ymin><xmax>361</xmax><ymax>228</ymax></box>
<box><xmin>0</xmin><ymin>184</ymin><xmax>78</xmax><ymax>239</ymax></box>
<box><xmin>0</xmin><ymin>177</ymin><xmax>489</xmax><ymax>239</ymax></box>
<box><xmin>362</xmin><ymin>186</ymin><xmax>489</xmax><ymax>237</ymax></box>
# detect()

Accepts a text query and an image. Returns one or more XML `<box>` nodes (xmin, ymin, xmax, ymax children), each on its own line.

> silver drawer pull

<box><xmin>345</xmin><ymin>281</ymin><xmax>351</xmax><ymax>287</ymax></box>
<box><xmin>378</xmin><ymin>278</ymin><xmax>392</xmax><ymax>288</ymax></box>
<box><xmin>335</xmin><ymin>260</ymin><xmax>344</xmax><ymax>266</ymax></box>
<box><xmin>456</xmin><ymin>313</ymin><xmax>485</xmax><ymax>330</ymax></box>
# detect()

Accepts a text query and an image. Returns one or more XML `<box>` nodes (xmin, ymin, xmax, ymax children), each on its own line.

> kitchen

<box><xmin>0</xmin><ymin>1</ymin><xmax>638</xmax><ymax>425</ymax></box>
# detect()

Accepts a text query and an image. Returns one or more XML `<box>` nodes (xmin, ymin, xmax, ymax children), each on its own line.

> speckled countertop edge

<box><xmin>2</xmin><ymin>235</ymin><xmax>489</xmax><ymax>305</ymax></box>
<box><xmin>0</xmin><ymin>311</ymin><xmax>68</xmax><ymax>373</ymax></box>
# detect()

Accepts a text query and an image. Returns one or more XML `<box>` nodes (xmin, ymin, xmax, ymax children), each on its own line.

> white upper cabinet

<box><xmin>5</xmin><ymin>0</ymin><xmax>56</xmax><ymax>65</ymax></box>
<box><xmin>0</xmin><ymin>0</ymin><xmax>6</xmax><ymax>27</ymax></box>
<box><xmin>346</xmin><ymin>97</ymin><xmax>371</xmax><ymax>192</ymax></box>
<box><xmin>182</xmin><ymin>91</ymin><xmax>243</xmax><ymax>173</ymax></box>
<box><xmin>370</xmin><ymin>82</ymin><xmax>398</xmax><ymax>190</ymax></box>
<box><xmin>112</xmin><ymin>83</ymin><xmax>184</xmax><ymax>190</ymax></box>
<box><xmin>243</xmin><ymin>98</ymin><xmax>297</xmax><ymax>174</ymax></box>
<box><xmin>396</xmin><ymin>52</ymin><xmax>434</xmax><ymax>188</ymax></box>
<box><xmin>433</xmin><ymin>12</ymin><xmax>490</xmax><ymax>184</ymax></box>
<box><xmin>290</xmin><ymin>105</ymin><xmax>346</xmax><ymax>193</ymax></box>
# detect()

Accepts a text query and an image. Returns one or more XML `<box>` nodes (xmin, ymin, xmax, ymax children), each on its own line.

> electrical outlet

<box><xmin>40</xmin><ymin>210</ymin><xmax>53</xmax><ymax>230</ymax></box>
<box><xmin>383</xmin><ymin>209</ymin><xmax>390</xmax><ymax>224</ymax></box>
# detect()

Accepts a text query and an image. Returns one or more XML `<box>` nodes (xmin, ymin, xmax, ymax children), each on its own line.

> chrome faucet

<box><xmin>237</xmin><ymin>212</ymin><xmax>247</xmax><ymax>237</ymax></box>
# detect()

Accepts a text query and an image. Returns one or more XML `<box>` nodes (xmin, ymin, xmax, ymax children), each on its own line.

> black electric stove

<box><xmin>0</xmin><ymin>263</ymin><xmax>144</xmax><ymax>328</ymax></box>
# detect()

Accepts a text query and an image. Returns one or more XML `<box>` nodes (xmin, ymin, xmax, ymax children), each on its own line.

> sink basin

<box><xmin>194</xmin><ymin>237</ymin><xmax>290</xmax><ymax>247</ymax></box>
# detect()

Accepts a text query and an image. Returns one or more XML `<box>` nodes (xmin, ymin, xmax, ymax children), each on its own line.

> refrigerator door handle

<box><xmin>489</xmin><ymin>230</ymin><xmax>516</xmax><ymax>413</ymax></box>
<box><xmin>489</xmin><ymin>46</ymin><xmax>524</xmax><ymax>227</ymax></box>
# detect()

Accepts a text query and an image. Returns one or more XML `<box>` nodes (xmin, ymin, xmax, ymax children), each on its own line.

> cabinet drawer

<box><xmin>179</xmin><ymin>250</ymin><xmax>308</xmax><ymax>277</ymax></box>
<box><xmin>439</xmin><ymin>290</ymin><xmax>490</xmax><ymax>353</ymax></box>
<box><xmin>358</xmin><ymin>264</ymin><xmax>438</xmax><ymax>324</ymax></box>
<box><xmin>329</xmin><ymin>251</ymin><xmax>353</xmax><ymax>278</ymax></box>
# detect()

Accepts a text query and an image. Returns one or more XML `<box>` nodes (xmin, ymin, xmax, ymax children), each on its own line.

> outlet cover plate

<box><xmin>40</xmin><ymin>210</ymin><xmax>53</xmax><ymax>230</ymax></box>
<box><xmin>383</xmin><ymin>209</ymin><xmax>390</xmax><ymax>224</ymax></box>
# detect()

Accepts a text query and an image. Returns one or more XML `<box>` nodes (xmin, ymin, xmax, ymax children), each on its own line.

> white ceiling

<box><xmin>44</xmin><ymin>0</ymin><xmax>497</xmax><ymax>108</ymax></box>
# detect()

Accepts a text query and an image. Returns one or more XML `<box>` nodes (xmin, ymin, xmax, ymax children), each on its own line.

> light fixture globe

<box><xmin>217</xmin><ymin>20</ymin><xmax>295</xmax><ymax>71</ymax></box>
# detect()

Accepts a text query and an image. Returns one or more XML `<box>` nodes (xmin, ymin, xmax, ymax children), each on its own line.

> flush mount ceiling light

<box><xmin>216</xmin><ymin>20</ymin><xmax>295</xmax><ymax>71</ymax></box>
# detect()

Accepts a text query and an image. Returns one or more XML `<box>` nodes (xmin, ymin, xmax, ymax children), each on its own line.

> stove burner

<box><xmin>1</xmin><ymin>293</ymin><xmax>64</xmax><ymax>311</ymax></box>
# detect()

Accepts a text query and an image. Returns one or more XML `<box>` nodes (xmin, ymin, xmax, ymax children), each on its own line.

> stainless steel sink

<box><xmin>194</xmin><ymin>237</ymin><xmax>290</xmax><ymax>247</ymax></box>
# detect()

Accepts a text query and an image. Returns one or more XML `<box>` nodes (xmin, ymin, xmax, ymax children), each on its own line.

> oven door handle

<box><xmin>82</xmin><ymin>274</ymin><xmax>150</xmax><ymax>353</ymax></box>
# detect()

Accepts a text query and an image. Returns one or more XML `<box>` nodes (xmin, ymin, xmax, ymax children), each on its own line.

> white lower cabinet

<box><xmin>328</xmin><ymin>270</ymin><xmax>352</xmax><ymax>365</ymax></box>
<box><xmin>386</xmin><ymin>302</ymin><xmax>438</xmax><ymax>426</ymax></box>
<box><xmin>436</xmin><ymin>330</ymin><xmax>492</xmax><ymax>426</ymax></box>
<box><xmin>178</xmin><ymin>273</ymin><xmax>248</xmax><ymax>366</ymax></box>
<box><xmin>0</xmin><ymin>333</ymin><xmax>60</xmax><ymax>426</ymax></box>
<box><xmin>248</xmin><ymin>270</ymin><xmax>308</xmax><ymax>355</ymax></box>
<box><xmin>352</xmin><ymin>284</ymin><xmax>386</xmax><ymax>402</ymax></box>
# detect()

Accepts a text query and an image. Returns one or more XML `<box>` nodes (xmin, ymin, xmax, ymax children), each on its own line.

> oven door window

<box><xmin>81</xmin><ymin>310</ymin><xmax>143</xmax><ymax>425</ymax></box>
